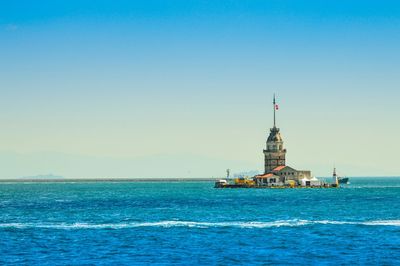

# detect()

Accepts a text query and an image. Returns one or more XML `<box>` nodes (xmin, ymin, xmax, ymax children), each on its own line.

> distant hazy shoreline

<box><xmin>0</xmin><ymin>178</ymin><xmax>217</xmax><ymax>183</ymax></box>
<box><xmin>0</xmin><ymin>176</ymin><xmax>398</xmax><ymax>183</ymax></box>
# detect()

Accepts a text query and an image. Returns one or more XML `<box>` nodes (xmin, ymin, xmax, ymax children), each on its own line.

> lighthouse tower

<box><xmin>263</xmin><ymin>95</ymin><xmax>287</xmax><ymax>173</ymax></box>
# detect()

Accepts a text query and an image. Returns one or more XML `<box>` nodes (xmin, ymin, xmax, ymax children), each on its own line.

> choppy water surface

<box><xmin>1</xmin><ymin>178</ymin><xmax>400</xmax><ymax>265</ymax></box>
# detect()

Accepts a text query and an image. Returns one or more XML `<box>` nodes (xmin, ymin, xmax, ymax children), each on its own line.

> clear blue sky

<box><xmin>1</xmin><ymin>1</ymin><xmax>400</xmax><ymax>178</ymax></box>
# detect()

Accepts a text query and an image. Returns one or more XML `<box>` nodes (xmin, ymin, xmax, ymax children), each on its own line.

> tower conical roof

<box><xmin>267</xmin><ymin>127</ymin><xmax>283</xmax><ymax>142</ymax></box>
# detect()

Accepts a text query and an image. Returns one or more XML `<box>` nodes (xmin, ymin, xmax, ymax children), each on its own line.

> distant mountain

<box><xmin>0</xmin><ymin>151</ymin><xmax>259</xmax><ymax>179</ymax></box>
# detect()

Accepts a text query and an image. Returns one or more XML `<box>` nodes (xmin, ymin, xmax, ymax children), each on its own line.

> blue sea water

<box><xmin>1</xmin><ymin>178</ymin><xmax>400</xmax><ymax>265</ymax></box>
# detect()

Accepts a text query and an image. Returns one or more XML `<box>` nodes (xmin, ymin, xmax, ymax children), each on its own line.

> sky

<box><xmin>1</xmin><ymin>0</ymin><xmax>400</xmax><ymax>178</ymax></box>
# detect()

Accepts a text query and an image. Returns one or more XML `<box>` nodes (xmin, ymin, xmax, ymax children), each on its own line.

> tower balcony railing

<box><xmin>263</xmin><ymin>149</ymin><xmax>287</xmax><ymax>152</ymax></box>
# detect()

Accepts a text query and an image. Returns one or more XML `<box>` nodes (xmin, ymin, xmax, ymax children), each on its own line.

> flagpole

<box><xmin>273</xmin><ymin>94</ymin><xmax>276</xmax><ymax>128</ymax></box>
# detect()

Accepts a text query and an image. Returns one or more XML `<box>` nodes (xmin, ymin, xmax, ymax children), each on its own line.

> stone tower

<box><xmin>263</xmin><ymin>95</ymin><xmax>286</xmax><ymax>173</ymax></box>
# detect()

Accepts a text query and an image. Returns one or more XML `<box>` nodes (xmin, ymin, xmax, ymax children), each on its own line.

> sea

<box><xmin>1</xmin><ymin>177</ymin><xmax>400</xmax><ymax>265</ymax></box>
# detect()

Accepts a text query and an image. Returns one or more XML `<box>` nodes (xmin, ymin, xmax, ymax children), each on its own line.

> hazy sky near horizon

<box><xmin>1</xmin><ymin>1</ymin><xmax>400</xmax><ymax>178</ymax></box>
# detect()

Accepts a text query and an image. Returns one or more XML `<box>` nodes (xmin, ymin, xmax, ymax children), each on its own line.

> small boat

<box><xmin>214</xmin><ymin>179</ymin><xmax>228</xmax><ymax>188</ymax></box>
<box><xmin>338</xmin><ymin>177</ymin><xmax>349</xmax><ymax>184</ymax></box>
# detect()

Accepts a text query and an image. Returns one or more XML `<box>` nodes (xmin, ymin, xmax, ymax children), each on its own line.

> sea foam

<box><xmin>1</xmin><ymin>220</ymin><xmax>400</xmax><ymax>229</ymax></box>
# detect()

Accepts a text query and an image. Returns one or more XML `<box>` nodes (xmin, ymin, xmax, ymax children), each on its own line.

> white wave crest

<box><xmin>362</xmin><ymin>220</ymin><xmax>400</xmax><ymax>226</ymax></box>
<box><xmin>1</xmin><ymin>220</ymin><xmax>399</xmax><ymax>230</ymax></box>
